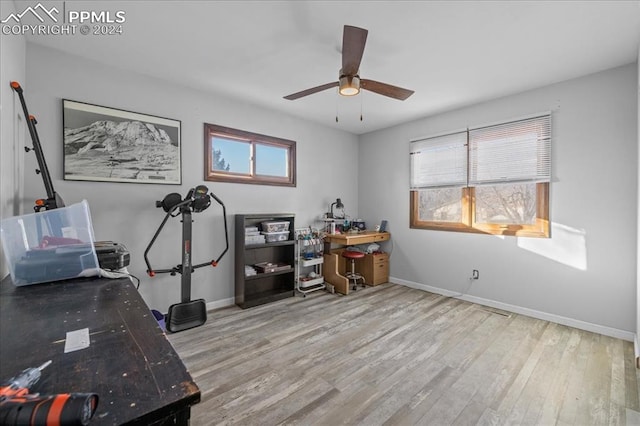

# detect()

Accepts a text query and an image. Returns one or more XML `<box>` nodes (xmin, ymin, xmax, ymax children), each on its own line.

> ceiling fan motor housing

<box><xmin>339</xmin><ymin>71</ymin><xmax>360</xmax><ymax>96</ymax></box>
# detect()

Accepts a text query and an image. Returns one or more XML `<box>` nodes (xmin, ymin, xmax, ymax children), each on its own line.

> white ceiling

<box><xmin>24</xmin><ymin>1</ymin><xmax>640</xmax><ymax>135</ymax></box>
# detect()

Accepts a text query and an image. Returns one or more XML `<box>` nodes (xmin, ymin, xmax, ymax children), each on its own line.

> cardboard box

<box><xmin>0</xmin><ymin>200</ymin><xmax>100</xmax><ymax>286</ymax></box>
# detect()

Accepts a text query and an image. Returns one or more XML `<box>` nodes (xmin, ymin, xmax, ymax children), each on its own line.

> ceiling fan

<box><xmin>283</xmin><ymin>25</ymin><xmax>414</xmax><ymax>101</ymax></box>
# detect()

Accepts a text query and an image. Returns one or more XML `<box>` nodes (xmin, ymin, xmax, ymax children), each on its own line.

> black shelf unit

<box><xmin>235</xmin><ymin>214</ymin><xmax>295</xmax><ymax>309</ymax></box>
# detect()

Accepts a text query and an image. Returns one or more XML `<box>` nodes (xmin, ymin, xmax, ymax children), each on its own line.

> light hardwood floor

<box><xmin>167</xmin><ymin>283</ymin><xmax>640</xmax><ymax>425</ymax></box>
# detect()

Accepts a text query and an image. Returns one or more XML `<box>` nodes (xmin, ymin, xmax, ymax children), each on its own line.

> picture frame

<box><xmin>63</xmin><ymin>100</ymin><xmax>181</xmax><ymax>185</ymax></box>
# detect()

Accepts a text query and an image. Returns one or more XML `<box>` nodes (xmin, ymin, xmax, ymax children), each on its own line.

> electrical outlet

<box><xmin>472</xmin><ymin>270</ymin><xmax>480</xmax><ymax>280</ymax></box>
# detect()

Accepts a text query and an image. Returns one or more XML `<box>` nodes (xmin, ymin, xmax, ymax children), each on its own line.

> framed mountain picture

<box><xmin>62</xmin><ymin>100</ymin><xmax>181</xmax><ymax>185</ymax></box>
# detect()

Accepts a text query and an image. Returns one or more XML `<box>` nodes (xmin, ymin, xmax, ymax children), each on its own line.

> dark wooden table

<box><xmin>0</xmin><ymin>275</ymin><xmax>200</xmax><ymax>425</ymax></box>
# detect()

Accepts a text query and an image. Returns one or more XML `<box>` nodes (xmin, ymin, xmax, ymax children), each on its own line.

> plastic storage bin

<box><xmin>0</xmin><ymin>200</ymin><xmax>100</xmax><ymax>286</ymax></box>
<box><xmin>261</xmin><ymin>221</ymin><xmax>290</xmax><ymax>233</ymax></box>
<box><xmin>262</xmin><ymin>231</ymin><xmax>289</xmax><ymax>243</ymax></box>
<box><xmin>245</xmin><ymin>234</ymin><xmax>266</xmax><ymax>245</ymax></box>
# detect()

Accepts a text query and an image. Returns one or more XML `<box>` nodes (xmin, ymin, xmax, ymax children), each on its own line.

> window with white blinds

<box><xmin>409</xmin><ymin>112</ymin><xmax>552</xmax><ymax>238</ymax></box>
<box><xmin>469</xmin><ymin>114</ymin><xmax>551</xmax><ymax>186</ymax></box>
<box><xmin>410</xmin><ymin>131</ymin><xmax>467</xmax><ymax>188</ymax></box>
<box><xmin>410</xmin><ymin>114</ymin><xmax>551</xmax><ymax>189</ymax></box>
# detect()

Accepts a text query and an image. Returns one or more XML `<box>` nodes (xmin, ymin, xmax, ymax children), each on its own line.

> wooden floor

<box><xmin>168</xmin><ymin>283</ymin><xmax>640</xmax><ymax>425</ymax></box>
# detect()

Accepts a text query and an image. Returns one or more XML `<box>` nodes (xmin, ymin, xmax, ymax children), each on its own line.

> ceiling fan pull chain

<box><xmin>360</xmin><ymin>95</ymin><xmax>363</xmax><ymax>121</ymax></box>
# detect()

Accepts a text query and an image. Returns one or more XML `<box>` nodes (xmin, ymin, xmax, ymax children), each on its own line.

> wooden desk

<box><xmin>0</xmin><ymin>275</ymin><xmax>200</xmax><ymax>425</ymax></box>
<box><xmin>323</xmin><ymin>231</ymin><xmax>390</xmax><ymax>295</ymax></box>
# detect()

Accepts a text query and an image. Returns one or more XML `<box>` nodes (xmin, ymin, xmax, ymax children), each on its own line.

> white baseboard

<box><xmin>206</xmin><ymin>297</ymin><xmax>235</xmax><ymax>311</ymax></box>
<box><xmin>391</xmin><ymin>276</ymin><xmax>635</xmax><ymax>342</ymax></box>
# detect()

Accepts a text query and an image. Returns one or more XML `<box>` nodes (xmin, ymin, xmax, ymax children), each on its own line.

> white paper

<box><xmin>64</xmin><ymin>328</ymin><xmax>90</xmax><ymax>353</ymax></box>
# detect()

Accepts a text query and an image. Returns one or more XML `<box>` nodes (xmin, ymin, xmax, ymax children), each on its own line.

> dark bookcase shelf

<box><xmin>235</xmin><ymin>214</ymin><xmax>295</xmax><ymax>309</ymax></box>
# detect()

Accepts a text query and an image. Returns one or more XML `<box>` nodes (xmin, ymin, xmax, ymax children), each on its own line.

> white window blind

<box><xmin>468</xmin><ymin>114</ymin><xmax>551</xmax><ymax>186</ymax></box>
<box><xmin>410</xmin><ymin>131</ymin><xmax>467</xmax><ymax>189</ymax></box>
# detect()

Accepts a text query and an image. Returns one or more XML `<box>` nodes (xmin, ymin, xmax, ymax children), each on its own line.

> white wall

<box><xmin>0</xmin><ymin>0</ymin><xmax>26</xmax><ymax>278</ymax></box>
<box><xmin>359</xmin><ymin>64</ymin><xmax>638</xmax><ymax>337</ymax></box>
<box><xmin>24</xmin><ymin>43</ymin><xmax>359</xmax><ymax>311</ymax></box>
<box><xmin>636</xmin><ymin>44</ymin><xmax>640</xmax><ymax>358</ymax></box>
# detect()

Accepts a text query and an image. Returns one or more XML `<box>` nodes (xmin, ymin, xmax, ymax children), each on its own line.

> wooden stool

<box><xmin>342</xmin><ymin>250</ymin><xmax>365</xmax><ymax>291</ymax></box>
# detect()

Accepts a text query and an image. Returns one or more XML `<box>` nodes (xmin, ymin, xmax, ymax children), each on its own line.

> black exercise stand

<box><xmin>10</xmin><ymin>81</ymin><xmax>66</xmax><ymax>245</ymax></box>
<box><xmin>144</xmin><ymin>185</ymin><xmax>229</xmax><ymax>333</ymax></box>
<box><xmin>10</xmin><ymin>81</ymin><xmax>65</xmax><ymax>212</ymax></box>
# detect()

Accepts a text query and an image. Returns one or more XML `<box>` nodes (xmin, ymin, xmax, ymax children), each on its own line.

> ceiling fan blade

<box><xmin>361</xmin><ymin>79</ymin><xmax>414</xmax><ymax>100</ymax></box>
<box><xmin>283</xmin><ymin>82</ymin><xmax>339</xmax><ymax>100</ymax></box>
<box><xmin>342</xmin><ymin>25</ymin><xmax>368</xmax><ymax>76</ymax></box>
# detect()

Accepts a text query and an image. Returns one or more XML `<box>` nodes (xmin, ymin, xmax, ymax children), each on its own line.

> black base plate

<box><xmin>166</xmin><ymin>299</ymin><xmax>207</xmax><ymax>333</ymax></box>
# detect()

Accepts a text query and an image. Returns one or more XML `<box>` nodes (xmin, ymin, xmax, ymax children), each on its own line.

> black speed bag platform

<box><xmin>166</xmin><ymin>299</ymin><xmax>207</xmax><ymax>333</ymax></box>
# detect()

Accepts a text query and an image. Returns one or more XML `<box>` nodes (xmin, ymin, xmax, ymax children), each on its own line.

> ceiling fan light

<box><xmin>339</xmin><ymin>75</ymin><xmax>360</xmax><ymax>96</ymax></box>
